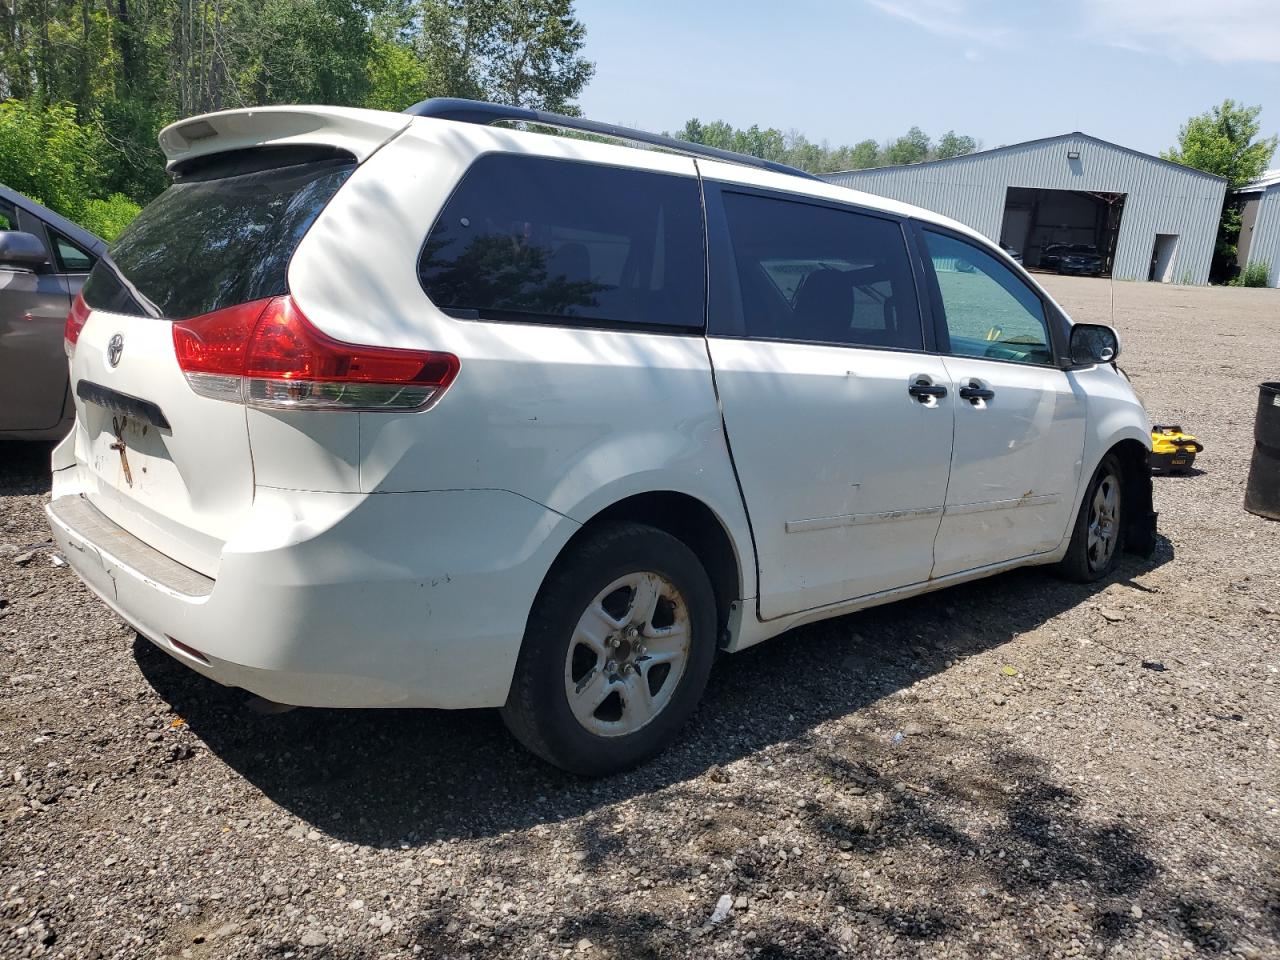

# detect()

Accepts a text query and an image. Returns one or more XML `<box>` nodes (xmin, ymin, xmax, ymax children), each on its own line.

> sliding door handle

<box><xmin>908</xmin><ymin>379</ymin><xmax>948</xmax><ymax>401</ymax></box>
<box><xmin>959</xmin><ymin>381</ymin><xmax>995</xmax><ymax>403</ymax></box>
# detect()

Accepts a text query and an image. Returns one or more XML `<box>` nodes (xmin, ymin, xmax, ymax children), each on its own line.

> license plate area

<box><xmin>77</xmin><ymin>380</ymin><xmax>171</xmax><ymax>429</ymax></box>
<box><xmin>82</xmin><ymin>402</ymin><xmax>174</xmax><ymax>495</ymax></box>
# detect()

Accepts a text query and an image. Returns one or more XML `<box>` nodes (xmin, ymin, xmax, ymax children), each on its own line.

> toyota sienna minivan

<box><xmin>48</xmin><ymin>100</ymin><xmax>1155</xmax><ymax>775</ymax></box>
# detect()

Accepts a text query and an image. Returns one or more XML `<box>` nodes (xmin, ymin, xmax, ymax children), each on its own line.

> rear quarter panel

<box><xmin>286</xmin><ymin>119</ymin><xmax>759</xmax><ymax>602</ymax></box>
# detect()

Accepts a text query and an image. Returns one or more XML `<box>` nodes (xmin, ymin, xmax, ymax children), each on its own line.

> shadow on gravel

<box><xmin>394</xmin><ymin>741</ymin><xmax>1184</xmax><ymax>958</ymax></box>
<box><xmin>136</xmin><ymin>539</ymin><xmax>1173</xmax><ymax>848</ymax></box>
<box><xmin>131</xmin><ymin>539</ymin><xmax>1224</xmax><ymax>953</ymax></box>
<box><xmin>0</xmin><ymin>440</ymin><xmax>54</xmax><ymax>495</ymax></box>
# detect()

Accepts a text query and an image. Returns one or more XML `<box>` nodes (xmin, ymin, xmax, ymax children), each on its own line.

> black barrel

<box><xmin>1245</xmin><ymin>382</ymin><xmax>1280</xmax><ymax>520</ymax></box>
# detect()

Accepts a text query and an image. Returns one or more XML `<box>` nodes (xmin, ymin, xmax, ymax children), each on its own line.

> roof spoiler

<box><xmin>158</xmin><ymin>106</ymin><xmax>412</xmax><ymax>172</ymax></box>
<box><xmin>403</xmin><ymin>97</ymin><xmax>819</xmax><ymax>182</ymax></box>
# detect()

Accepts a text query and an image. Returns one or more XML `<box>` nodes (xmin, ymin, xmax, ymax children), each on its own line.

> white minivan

<box><xmin>48</xmin><ymin>100</ymin><xmax>1155</xmax><ymax>775</ymax></box>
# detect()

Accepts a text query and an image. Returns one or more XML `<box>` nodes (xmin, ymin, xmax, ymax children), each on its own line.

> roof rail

<box><xmin>402</xmin><ymin>98</ymin><xmax>819</xmax><ymax>181</ymax></box>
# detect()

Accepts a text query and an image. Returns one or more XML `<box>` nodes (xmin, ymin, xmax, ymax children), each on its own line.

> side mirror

<box><xmin>1069</xmin><ymin>323</ymin><xmax>1120</xmax><ymax>365</ymax></box>
<box><xmin>0</xmin><ymin>231</ymin><xmax>49</xmax><ymax>270</ymax></box>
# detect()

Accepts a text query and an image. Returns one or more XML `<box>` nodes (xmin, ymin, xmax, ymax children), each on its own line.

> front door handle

<box><xmin>959</xmin><ymin>381</ymin><xmax>996</xmax><ymax>403</ymax></box>
<box><xmin>908</xmin><ymin>379</ymin><xmax>948</xmax><ymax>401</ymax></box>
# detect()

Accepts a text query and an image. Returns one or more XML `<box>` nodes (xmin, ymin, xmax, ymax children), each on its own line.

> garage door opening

<box><xmin>1000</xmin><ymin>187</ymin><xmax>1126</xmax><ymax>277</ymax></box>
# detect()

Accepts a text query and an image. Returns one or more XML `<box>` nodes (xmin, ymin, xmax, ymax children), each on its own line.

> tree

<box><xmin>677</xmin><ymin>118</ymin><xmax>705</xmax><ymax>144</ymax></box>
<box><xmin>366</xmin><ymin>37</ymin><xmax>431</xmax><ymax>112</ymax></box>
<box><xmin>420</xmin><ymin>0</ymin><xmax>593</xmax><ymax>112</ymax></box>
<box><xmin>235</xmin><ymin>0</ymin><xmax>374</xmax><ymax>108</ymax></box>
<box><xmin>847</xmin><ymin>139</ymin><xmax>880</xmax><ymax>169</ymax></box>
<box><xmin>0</xmin><ymin>0</ymin><xmax>596</xmax><ymax>239</ymax></box>
<box><xmin>1162</xmin><ymin>99</ymin><xmax>1277</xmax><ymax>190</ymax></box>
<box><xmin>0</xmin><ymin>99</ymin><xmax>140</xmax><ymax>239</ymax></box>
<box><xmin>1163</xmin><ymin>100</ymin><xmax>1278</xmax><ymax>278</ymax></box>
<box><xmin>935</xmin><ymin>130</ymin><xmax>977</xmax><ymax>159</ymax></box>
<box><xmin>672</xmin><ymin>121</ymin><xmax>884</xmax><ymax>173</ymax></box>
<box><xmin>883</xmin><ymin>126</ymin><xmax>930</xmax><ymax>165</ymax></box>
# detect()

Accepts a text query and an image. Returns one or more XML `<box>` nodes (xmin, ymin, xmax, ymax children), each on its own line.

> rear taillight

<box><xmin>172</xmin><ymin>296</ymin><xmax>459</xmax><ymax>411</ymax></box>
<box><xmin>64</xmin><ymin>292</ymin><xmax>90</xmax><ymax>357</ymax></box>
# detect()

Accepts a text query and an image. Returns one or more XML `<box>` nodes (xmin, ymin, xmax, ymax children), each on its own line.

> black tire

<box><xmin>500</xmin><ymin>522</ymin><xmax>717</xmax><ymax>776</ymax></box>
<box><xmin>1057</xmin><ymin>452</ymin><xmax>1125</xmax><ymax>583</ymax></box>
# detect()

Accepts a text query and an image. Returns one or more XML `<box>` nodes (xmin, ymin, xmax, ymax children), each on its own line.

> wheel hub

<box><xmin>606</xmin><ymin>625</ymin><xmax>646</xmax><ymax>675</ymax></box>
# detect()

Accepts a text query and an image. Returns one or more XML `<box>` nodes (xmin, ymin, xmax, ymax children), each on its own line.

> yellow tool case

<box><xmin>1150</xmin><ymin>425</ymin><xmax>1203</xmax><ymax>474</ymax></box>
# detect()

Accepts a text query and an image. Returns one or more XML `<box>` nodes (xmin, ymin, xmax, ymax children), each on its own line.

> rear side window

<box><xmin>83</xmin><ymin>156</ymin><xmax>354</xmax><ymax>319</ymax></box>
<box><xmin>418</xmin><ymin>154</ymin><xmax>704</xmax><ymax>331</ymax></box>
<box><xmin>721</xmin><ymin>192</ymin><xmax>922</xmax><ymax>350</ymax></box>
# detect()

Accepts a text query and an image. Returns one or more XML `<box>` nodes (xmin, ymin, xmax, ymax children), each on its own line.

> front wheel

<box><xmin>1057</xmin><ymin>452</ymin><xmax>1125</xmax><ymax>582</ymax></box>
<box><xmin>500</xmin><ymin>522</ymin><xmax>717</xmax><ymax>776</ymax></box>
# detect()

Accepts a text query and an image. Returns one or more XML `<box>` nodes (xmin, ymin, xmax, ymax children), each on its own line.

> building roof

<box><xmin>1237</xmin><ymin>169</ymin><xmax>1280</xmax><ymax>194</ymax></box>
<box><xmin>825</xmin><ymin>131</ymin><xmax>1227</xmax><ymax>183</ymax></box>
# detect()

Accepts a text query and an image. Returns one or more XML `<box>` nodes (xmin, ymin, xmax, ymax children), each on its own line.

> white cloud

<box><xmin>1079</xmin><ymin>0</ymin><xmax>1280</xmax><ymax>63</ymax></box>
<box><xmin>865</xmin><ymin>0</ymin><xmax>1015</xmax><ymax>46</ymax></box>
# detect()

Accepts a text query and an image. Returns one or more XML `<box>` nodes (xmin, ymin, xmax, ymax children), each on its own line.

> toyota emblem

<box><xmin>107</xmin><ymin>334</ymin><xmax>124</xmax><ymax>368</ymax></box>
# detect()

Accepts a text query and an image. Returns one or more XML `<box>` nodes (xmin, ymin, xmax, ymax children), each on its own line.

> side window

<box><xmin>418</xmin><ymin>155</ymin><xmax>704</xmax><ymax>331</ymax></box>
<box><xmin>720</xmin><ymin>192</ymin><xmax>922</xmax><ymax>350</ymax></box>
<box><xmin>923</xmin><ymin>230</ymin><xmax>1053</xmax><ymax>366</ymax></box>
<box><xmin>0</xmin><ymin>200</ymin><xmax>17</xmax><ymax>232</ymax></box>
<box><xmin>50</xmin><ymin>231</ymin><xmax>94</xmax><ymax>273</ymax></box>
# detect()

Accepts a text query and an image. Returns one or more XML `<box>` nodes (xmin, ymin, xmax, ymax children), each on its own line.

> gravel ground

<box><xmin>2</xmin><ymin>276</ymin><xmax>1278</xmax><ymax>960</ymax></box>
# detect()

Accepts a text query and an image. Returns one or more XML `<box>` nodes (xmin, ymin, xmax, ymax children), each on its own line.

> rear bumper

<box><xmin>47</xmin><ymin>480</ymin><xmax>576</xmax><ymax>708</ymax></box>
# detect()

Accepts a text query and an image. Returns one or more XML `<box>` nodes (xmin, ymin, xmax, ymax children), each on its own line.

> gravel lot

<box><xmin>2</xmin><ymin>275</ymin><xmax>1278</xmax><ymax>960</ymax></box>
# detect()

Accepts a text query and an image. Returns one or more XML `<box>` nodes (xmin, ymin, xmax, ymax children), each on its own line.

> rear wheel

<box><xmin>501</xmin><ymin>522</ymin><xmax>717</xmax><ymax>776</ymax></box>
<box><xmin>1057</xmin><ymin>452</ymin><xmax>1125</xmax><ymax>582</ymax></box>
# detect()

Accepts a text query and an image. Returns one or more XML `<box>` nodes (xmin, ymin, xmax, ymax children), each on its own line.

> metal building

<box><xmin>1236</xmin><ymin>169</ymin><xmax>1280</xmax><ymax>287</ymax></box>
<box><xmin>820</xmin><ymin>132</ymin><xmax>1227</xmax><ymax>285</ymax></box>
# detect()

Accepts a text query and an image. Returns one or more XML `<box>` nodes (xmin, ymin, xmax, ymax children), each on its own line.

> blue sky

<box><xmin>573</xmin><ymin>0</ymin><xmax>1280</xmax><ymax>165</ymax></box>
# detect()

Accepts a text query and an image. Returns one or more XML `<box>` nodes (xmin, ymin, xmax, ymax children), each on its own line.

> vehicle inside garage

<box><xmin>999</xmin><ymin>187</ymin><xmax>1126</xmax><ymax>276</ymax></box>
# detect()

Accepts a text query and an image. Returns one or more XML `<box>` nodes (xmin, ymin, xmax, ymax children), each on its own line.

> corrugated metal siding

<box><xmin>822</xmin><ymin>134</ymin><xmax>1227</xmax><ymax>284</ymax></box>
<box><xmin>1246</xmin><ymin>184</ymin><xmax>1280</xmax><ymax>287</ymax></box>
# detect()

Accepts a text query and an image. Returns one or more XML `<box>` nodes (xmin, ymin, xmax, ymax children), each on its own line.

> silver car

<box><xmin>0</xmin><ymin>185</ymin><xmax>106</xmax><ymax>441</ymax></box>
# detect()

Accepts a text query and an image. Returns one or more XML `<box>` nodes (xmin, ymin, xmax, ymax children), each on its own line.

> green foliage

<box><xmin>0</xmin><ymin>100</ymin><xmax>106</xmax><ymax>217</ymax></box>
<box><xmin>0</xmin><ymin>99</ymin><xmax>141</xmax><ymax>237</ymax></box>
<box><xmin>935</xmin><ymin>130</ymin><xmax>978</xmax><ymax>160</ymax></box>
<box><xmin>420</xmin><ymin>0</ymin><xmax>593</xmax><ymax>112</ymax></box>
<box><xmin>78</xmin><ymin>193</ymin><xmax>143</xmax><ymax>241</ymax></box>
<box><xmin>1229</xmin><ymin>261</ymin><xmax>1270</xmax><ymax>287</ymax></box>
<box><xmin>1164</xmin><ymin>100</ymin><xmax>1277</xmax><ymax>281</ymax></box>
<box><xmin>1162</xmin><ymin>100</ymin><xmax>1277</xmax><ymax>190</ymax></box>
<box><xmin>884</xmin><ymin>126</ymin><xmax>930</xmax><ymax>165</ymax></box>
<box><xmin>1216</xmin><ymin>203</ymin><xmax>1244</xmax><ymax>264</ymax></box>
<box><xmin>846</xmin><ymin>140</ymin><xmax>880</xmax><ymax>170</ymax></box>
<box><xmin>237</xmin><ymin>0</ymin><xmax>375</xmax><ymax>106</ymax></box>
<box><xmin>672</xmin><ymin>120</ymin><xmax>975</xmax><ymax>174</ymax></box>
<box><xmin>0</xmin><ymin>0</ymin><xmax>594</xmax><ymax>239</ymax></box>
<box><xmin>366</xmin><ymin>37</ymin><xmax>432</xmax><ymax>112</ymax></box>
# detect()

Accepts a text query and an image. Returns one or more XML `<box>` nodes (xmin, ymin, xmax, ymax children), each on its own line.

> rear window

<box><xmin>418</xmin><ymin>154</ymin><xmax>705</xmax><ymax>331</ymax></box>
<box><xmin>83</xmin><ymin>155</ymin><xmax>354</xmax><ymax>319</ymax></box>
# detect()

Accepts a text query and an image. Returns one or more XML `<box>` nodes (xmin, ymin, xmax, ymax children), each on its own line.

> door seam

<box><xmin>927</xmin><ymin>356</ymin><xmax>960</xmax><ymax>580</ymax></box>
